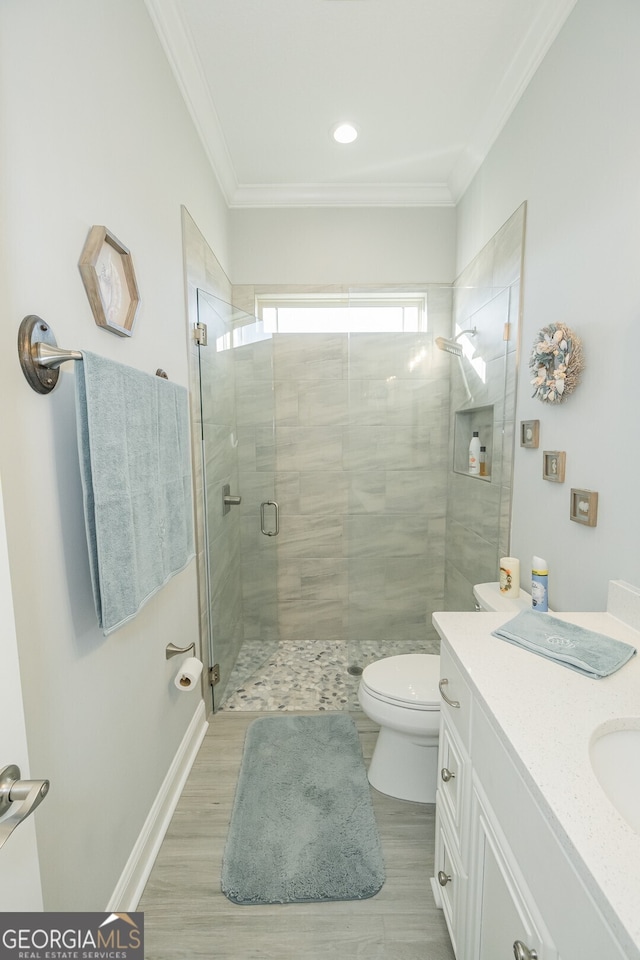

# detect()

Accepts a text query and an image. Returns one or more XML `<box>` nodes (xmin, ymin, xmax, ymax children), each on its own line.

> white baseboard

<box><xmin>106</xmin><ymin>698</ymin><xmax>208</xmax><ymax>911</ymax></box>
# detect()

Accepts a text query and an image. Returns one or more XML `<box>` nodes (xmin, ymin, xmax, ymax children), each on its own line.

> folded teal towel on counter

<box><xmin>491</xmin><ymin>610</ymin><xmax>636</xmax><ymax>679</ymax></box>
<box><xmin>75</xmin><ymin>352</ymin><xmax>195</xmax><ymax>635</ymax></box>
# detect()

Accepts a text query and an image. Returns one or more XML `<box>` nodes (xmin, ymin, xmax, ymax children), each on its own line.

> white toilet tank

<box><xmin>473</xmin><ymin>581</ymin><xmax>553</xmax><ymax>612</ymax></box>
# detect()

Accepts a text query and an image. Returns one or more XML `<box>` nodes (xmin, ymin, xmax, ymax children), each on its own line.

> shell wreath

<box><xmin>529</xmin><ymin>323</ymin><xmax>584</xmax><ymax>403</ymax></box>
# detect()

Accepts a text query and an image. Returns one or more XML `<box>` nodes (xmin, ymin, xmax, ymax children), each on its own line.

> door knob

<box><xmin>0</xmin><ymin>764</ymin><xmax>49</xmax><ymax>850</ymax></box>
<box><xmin>513</xmin><ymin>940</ymin><xmax>538</xmax><ymax>960</ymax></box>
<box><xmin>437</xmin><ymin>870</ymin><xmax>452</xmax><ymax>886</ymax></box>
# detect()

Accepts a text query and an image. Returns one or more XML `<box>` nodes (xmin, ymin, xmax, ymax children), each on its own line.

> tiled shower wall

<box><xmin>444</xmin><ymin>204</ymin><xmax>526</xmax><ymax>610</ymax></box>
<box><xmin>233</xmin><ymin>285</ymin><xmax>454</xmax><ymax>662</ymax></box>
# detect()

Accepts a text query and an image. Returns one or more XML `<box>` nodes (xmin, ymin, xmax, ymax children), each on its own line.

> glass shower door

<box><xmin>196</xmin><ymin>290</ymin><xmax>279</xmax><ymax>710</ymax></box>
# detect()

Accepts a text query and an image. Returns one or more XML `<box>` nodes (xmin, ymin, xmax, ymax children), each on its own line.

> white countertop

<box><xmin>433</xmin><ymin>604</ymin><xmax>640</xmax><ymax>959</ymax></box>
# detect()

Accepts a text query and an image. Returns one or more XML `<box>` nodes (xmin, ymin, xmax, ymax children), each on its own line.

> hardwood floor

<box><xmin>139</xmin><ymin>710</ymin><xmax>455</xmax><ymax>960</ymax></box>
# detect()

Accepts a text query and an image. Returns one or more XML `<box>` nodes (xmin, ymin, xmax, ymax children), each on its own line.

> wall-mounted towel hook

<box><xmin>165</xmin><ymin>641</ymin><xmax>196</xmax><ymax>660</ymax></box>
<box><xmin>18</xmin><ymin>316</ymin><xmax>82</xmax><ymax>394</ymax></box>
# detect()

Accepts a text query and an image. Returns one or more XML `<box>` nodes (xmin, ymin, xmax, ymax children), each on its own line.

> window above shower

<box><xmin>256</xmin><ymin>293</ymin><xmax>428</xmax><ymax>334</ymax></box>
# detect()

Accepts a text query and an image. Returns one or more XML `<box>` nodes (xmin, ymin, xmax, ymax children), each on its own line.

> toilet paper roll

<box><xmin>174</xmin><ymin>657</ymin><xmax>203</xmax><ymax>691</ymax></box>
<box><xmin>499</xmin><ymin>557</ymin><xmax>520</xmax><ymax>597</ymax></box>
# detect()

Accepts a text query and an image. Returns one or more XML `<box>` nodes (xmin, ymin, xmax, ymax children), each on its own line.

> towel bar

<box><xmin>18</xmin><ymin>315</ymin><xmax>170</xmax><ymax>393</ymax></box>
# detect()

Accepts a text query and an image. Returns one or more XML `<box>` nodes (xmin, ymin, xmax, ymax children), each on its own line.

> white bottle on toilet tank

<box><xmin>531</xmin><ymin>556</ymin><xmax>549</xmax><ymax>611</ymax></box>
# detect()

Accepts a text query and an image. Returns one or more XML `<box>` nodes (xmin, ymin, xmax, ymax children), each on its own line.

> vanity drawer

<box><xmin>438</xmin><ymin>717</ymin><xmax>468</xmax><ymax>842</ymax></box>
<box><xmin>434</xmin><ymin>805</ymin><xmax>467</xmax><ymax>959</ymax></box>
<box><xmin>439</xmin><ymin>642</ymin><xmax>472</xmax><ymax>748</ymax></box>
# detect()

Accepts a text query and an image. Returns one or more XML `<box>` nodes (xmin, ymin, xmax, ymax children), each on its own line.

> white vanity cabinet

<box><xmin>468</xmin><ymin>779</ymin><xmax>557</xmax><ymax>960</ymax></box>
<box><xmin>469</xmin><ymin>697</ymin><xmax>628</xmax><ymax>960</ymax></box>
<box><xmin>435</xmin><ymin>708</ymin><xmax>556</xmax><ymax>960</ymax></box>
<box><xmin>433</xmin><ymin>644</ymin><xmax>471</xmax><ymax>960</ymax></box>
<box><xmin>433</xmin><ymin>631</ymin><xmax>631</xmax><ymax>960</ymax></box>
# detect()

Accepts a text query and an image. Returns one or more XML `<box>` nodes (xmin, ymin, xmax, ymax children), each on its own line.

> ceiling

<box><xmin>145</xmin><ymin>0</ymin><xmax>577</xmax><ymax>208</ymax></box>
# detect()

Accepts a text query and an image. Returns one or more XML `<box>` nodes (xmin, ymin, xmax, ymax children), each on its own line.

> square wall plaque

<box><xmin>543</xmin><ymin>451</ymin><xmax>566</xmax><ymax>482</ymax></box>
<box><xmin>570</xmin><ymin>488</ymin><xmax>598</xmax><ymax>526</ymax></box>
<box><xmin>520</xmin><ymin>419</ymin><xmax>540</xmax><ymax>448</ymax></box>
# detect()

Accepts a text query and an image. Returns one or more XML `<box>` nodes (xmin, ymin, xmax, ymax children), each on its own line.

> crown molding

<box><xmin>229</xmin><ymin>182</ymin><xmax>455</xmax><ymax>208</ymax></box>
<box><xmin>144</xmin><ymin>0</ymin><xmax>453</xmax><ymax>207</ymax></box>
<box><xmin>147</xmin><ymin>0</ymin><xmax>577</xmax><ymax>209</ymax></box>
<box><xmin>448</xmin><ymin>0</ymin><xmax>578</xmax><ymax>201</ymax></box>
<box><xmin>144</xmin><ymin>0</ymin><xmax>237</xmax><ymax>204</ymax></box>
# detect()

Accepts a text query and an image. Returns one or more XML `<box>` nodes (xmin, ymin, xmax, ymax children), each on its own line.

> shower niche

<box><xmin>453</xmin><ymin>405</ymin><xmax>494</xmax><ymax>480</ymax></box>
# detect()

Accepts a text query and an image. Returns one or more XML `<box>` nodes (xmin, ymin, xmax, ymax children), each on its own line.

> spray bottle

<box><xmin>531</xmin><ymin>556</ymin><xmax>549</xmax><ymax>612</ymax></box>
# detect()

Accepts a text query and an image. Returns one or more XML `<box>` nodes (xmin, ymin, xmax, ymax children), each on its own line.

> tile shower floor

<box><xmin>218</xmin><ymin>637</ymin><xmax>420</xmax><ymax>712</ymax></box>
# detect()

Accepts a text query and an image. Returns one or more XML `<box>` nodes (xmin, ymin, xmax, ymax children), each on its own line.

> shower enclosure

<box><xmin>195</xmin><ymin>286</ymin><xmax>456</xmax><ymax>710</ymax></box>
<box><xmin>194</xmin><ymin>238</ymin><xmax>524</xmax><ymax>716</ymax></box>
<box><xmin>185</xmin><ymin>204</ymin><xmax>524</xmax><ymax>714</ymax></box>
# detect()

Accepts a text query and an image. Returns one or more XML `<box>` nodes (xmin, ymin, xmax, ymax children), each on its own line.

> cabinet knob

<box><xmin>437</xmin><ymin>870</ymin><xmax>452</xmax><ymax>887</ymax></box>
<box><xmin>513</xmin><ymin>940</ymin><xmax>538</xmax><ymax>960</ymax></box>
<box><xmin>440</xmin><ymin>767</ymin><xmax>455</xmax><ymax>782</ymax></box>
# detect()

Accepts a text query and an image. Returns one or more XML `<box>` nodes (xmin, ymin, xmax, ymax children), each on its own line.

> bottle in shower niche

<box><xmin>531</xmin><ymin>556</ymin><xmax>549</xmax><ymax>611</ymax></box>
<box><xmin>468</xmin><ymin>432</ymin><xmax>480</xmax><ymax>475</ymax></box>
<box><xmin>479</xmin><ymin>446</ymin><xmax>488</xmax><ymax>476</ymax></box>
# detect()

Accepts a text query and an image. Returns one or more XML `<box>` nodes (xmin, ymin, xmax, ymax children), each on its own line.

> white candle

<box><xmin>499</xmin><ymin>557</ymin><xmax>520</xmax><ymax>597</ymax></box>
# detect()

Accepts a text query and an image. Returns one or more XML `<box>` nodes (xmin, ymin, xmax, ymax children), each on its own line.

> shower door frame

<box><xmin>195</xmin><ymin>289</ymin><xmax>279</xmax><ymax>712</ymax></box>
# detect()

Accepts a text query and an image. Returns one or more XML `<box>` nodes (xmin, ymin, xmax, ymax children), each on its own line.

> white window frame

<box><xmin>255</xmin><ymin>291</ymin><xmax>428</xmax><ymax>334</ymax></box>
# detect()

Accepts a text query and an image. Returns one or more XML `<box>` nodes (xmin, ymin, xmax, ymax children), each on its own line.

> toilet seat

<box><xmin>361</xmin><ymin>654</ymin><xmax>440</xmax><ymax>711</ymax></box>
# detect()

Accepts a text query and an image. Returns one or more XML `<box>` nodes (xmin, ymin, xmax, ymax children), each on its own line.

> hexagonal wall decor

<box><xmin>78</xmin><ymin>225</ymin><xmax>140</xmax><ymax>337</ymax></box>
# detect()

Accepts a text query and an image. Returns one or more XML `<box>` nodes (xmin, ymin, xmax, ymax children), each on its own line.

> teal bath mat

<box><xmin>221</xmin><ymin>714</ymin><xmax>385</xmax><ymax>904</ymax></box>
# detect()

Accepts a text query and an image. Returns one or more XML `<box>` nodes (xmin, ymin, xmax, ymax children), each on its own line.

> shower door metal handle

<box><xmin>260</xmin><ymin>500</ymin><xmax>279</xmax><ymax>537</ymax></box>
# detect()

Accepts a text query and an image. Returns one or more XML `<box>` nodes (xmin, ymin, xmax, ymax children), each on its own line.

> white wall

<box><xmin>230</xmin><ymin>206</ymin><xmax>456</xmax><ymax>284</ymax></box>
<box><xmin>456</xmin><ymin>0</ymin><xmax>640</xmax><ymax>611</ymax></box>
<box><xmin>0</xmin><ymin>0</ymin><xmax>228</xmax><ymax>908</ymax></box>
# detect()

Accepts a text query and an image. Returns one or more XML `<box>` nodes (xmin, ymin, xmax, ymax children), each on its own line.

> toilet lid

<box><xmin>361</xmin><ymin>654</ymin><xmax>440</xmax><ymax>708</ymax></box>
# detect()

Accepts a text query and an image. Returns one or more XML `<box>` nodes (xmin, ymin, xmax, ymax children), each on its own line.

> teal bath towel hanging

<box><xmin>75</xmin><ymin>351</ymin><xmax>195</xmax><ymax>635</ymax></box>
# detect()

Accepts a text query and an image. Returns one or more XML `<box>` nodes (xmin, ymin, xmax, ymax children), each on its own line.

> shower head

<box><xmin>435</xmin><ymin>337</ymin><xmax>463</xmax><ymax>357</ymax></box>
<box><xmin>436</xmin><ymin>327</ymin><xmax>477</xmax><ymax>402</ymax></box>
<box><xmin>435</xmin><ymin>327</ymin><xmax>477</xmax><ymax>357</ymax></box>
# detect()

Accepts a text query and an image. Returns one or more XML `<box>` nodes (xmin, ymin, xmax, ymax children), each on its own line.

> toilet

<box><xmin>358</xmin><ymin>654</ymin><xmax>442</xmax><ymax>804</ymax></box>
<box><xmin>358</xmin><ymin>582</ymin><xmax>527</xmax><ymax>803</ymax></box>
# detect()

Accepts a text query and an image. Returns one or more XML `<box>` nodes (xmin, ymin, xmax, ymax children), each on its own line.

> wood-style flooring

<box><xmin>139</xmin><ymin>710</ymin><xmax>455</xmax><ymax>960</ymax></box>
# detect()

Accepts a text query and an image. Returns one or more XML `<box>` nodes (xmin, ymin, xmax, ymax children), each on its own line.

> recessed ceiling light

<box><xmin>332</xmin><ymin>122</ymin><xmax>358</xmax><ymax>144</ymax></box>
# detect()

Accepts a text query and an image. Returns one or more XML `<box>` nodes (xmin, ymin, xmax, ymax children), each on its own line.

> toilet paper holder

<box><xmin>165</xmin><ymin>641</ymin><xmax>196</xmax><ymax>660</ymax></box>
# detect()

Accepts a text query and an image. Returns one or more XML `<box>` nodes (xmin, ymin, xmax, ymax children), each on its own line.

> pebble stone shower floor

<box><xmin>219</xmin><ymin>637</ymin><xmax>417</xmax><ymax>712</ymax></box>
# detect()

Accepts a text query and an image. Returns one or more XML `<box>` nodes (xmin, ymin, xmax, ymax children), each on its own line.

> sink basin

<box><xmin>590</xmin><ymin>724</ymin><xmax>640</xmax><ymax>834</ymax></box>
